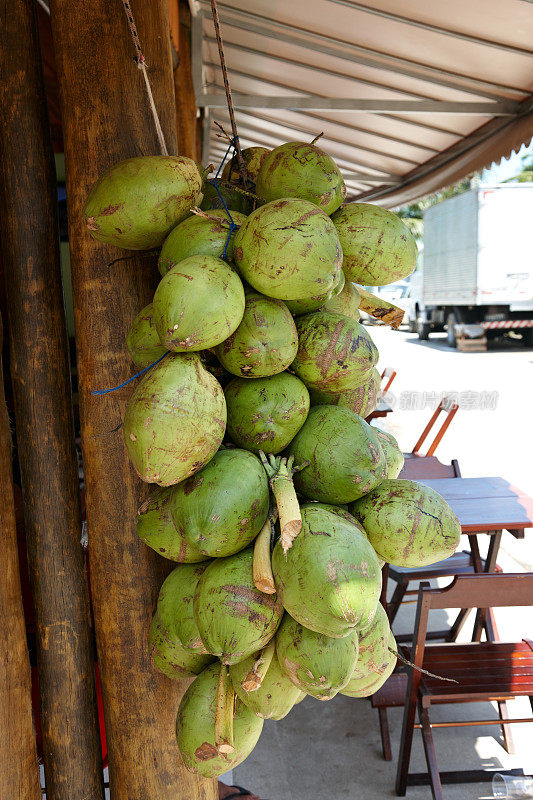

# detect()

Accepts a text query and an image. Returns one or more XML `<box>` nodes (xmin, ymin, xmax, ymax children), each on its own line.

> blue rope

<box><xmin>92</xmin><ymin>351</ymin><xmax>169</xmax><ymax>396</ymax></box>
<box><xmin>212</xmin><ymin>136</ymin><xmax>239</xmax><ymax>261</ymax></box>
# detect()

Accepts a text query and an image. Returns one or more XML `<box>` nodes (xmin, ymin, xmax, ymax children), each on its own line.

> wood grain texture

<box><xmin>0</xmin><ymin>1</ymin><xmax>103</xmax><ymax>798</ymax></box>
<box><xmin>48</xmin><ymin>1</ymin><xmax>217</xmax><ymax>797</ymax></box>
<box><xmin>0</xmin><ymin>315</ymin><xmax>42</xmax><ymax>800</ymax></box>
<box><xmin>175</xmin><ymin>0</ymin><xmax>200</xmax><ymax>160</ymax></box>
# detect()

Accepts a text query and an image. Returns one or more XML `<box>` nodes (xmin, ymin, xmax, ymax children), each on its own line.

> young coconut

<box><xmin>322</xmin><ymin>280</ymin><xmax>361</xmax><ymax>321</ymax></box>
<box><xmin>158</xmin><ymin>209</ymin><xmax>247</xmax><ymax>275</ymax></box>
<box><xmin>272</xmin><ymin>504</ymin><xmax>382</xmax><ymax>637</ymax></box>
<box><xmin>292</xmin><ymin>311</ymin><xmax>378</xmax><ymax>392</ymax></box>
<box><xmin>331</xmin><ymin>203</ymin><xmax>417</xmax><ymax>286</ymax></box>
<box><xmin>176</xmin><ymin>662</ymin><xmax>263</xmax><ymax>778</ymax></box>
<box><xmin>350</xmin><ymin>479</ymin><xmax>461</xmax><ymax>567</ymax></box>
<box><xmin>123</xmin><ymin>352</ymin><xmax>226</xmax><ymax>486</ymax></box>
<box><xmin>309</xmin><ymin>367</ymin><xmax>380</xmax><ymax>418</ymax></box>
<box><xmin>152</xmin><ymin>255</ymin><xmax>245</xmax><ymax>352</ymax></box>
<box><xmin>229</xmin><ymin>642</ymin><xmax>303</xmax><ymax>720</ymax></box>
<box><xmin>341</xmin><ymin>630</ymin><xmax>397</xmax><ymax>698</ymax></box>
<box><xmin>83</xmin><ymin>155</ymin><xmax>202</xmax><ymax>249</ymax></box>
<box><xmin>149</xmin><ymin>612</ymin><xmax>215</xmax><ymax>679</ymax></box>
<box><xmin>255</xmin><ymin>141</ymin><xmax>346</xmax><ymax>214</ymax></box>
<box><xmin>222</xmin><ymin>146</ymin><xmax>270</xmax><ymax>183</ymax></box>
<box><xmin>193</xmin><ymin>546</ymin><xmax>284</xmax><ymax>664</ymax></box>
<box><xmin>284</xmin><ymin>271</ymin><xmax>345</xmax><ymax>316</ymax></box>
<box><xmin>375</xmin><ymin>429</ymin><xmax>404</xmax><ymax>479</ymax></box>
<box><xmin>169</xmin><ymin>448</ymin><xmax>269</xmax><ymax>558</ymax></box>
<box><xmin>286</xmin><ymin>406</ymin><xmax>386</xmax><ymax>504</ymax></box>
<box><xmin>233</xmin><ymin>198</ymin><xmax>342</xmax><ymax>301</ymax></box>
<box><xmin>126</xmin><ymin>303</ymin><xmax>167</xmax><ymax>368</ymax></box>
<box><xmin>225</xmin><ymin>373</ymin><xmax>310</xmax><ymax>455</ymax></box>
<box><xmin>200</xmin><ymin>179</ymin><xmax>252</xmax><ymax>215</ymax></box>
<box><xmin>152</xmin><ymin>564</ymin><xmax>211</xmax><ymax>654</ymax></box>
<box><xmin>276</xmin><ymin>614</ymin><xmax>359</xmax><ymax>700</ymax></box>
<box><xmin>137</xmin><ymin>486</ymin><xmax>207</xmax><ymax>562</ymax></box>
<box><xmin>215</xmin><ymin>292</ymin><xmax>298</xmax><ymax>379</ymax></box>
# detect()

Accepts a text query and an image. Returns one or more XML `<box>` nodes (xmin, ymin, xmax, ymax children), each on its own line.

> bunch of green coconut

<box><xmin>84</xmin><ymin>139</ymin><xmax>461</xmax><ymax>778</ymax></box>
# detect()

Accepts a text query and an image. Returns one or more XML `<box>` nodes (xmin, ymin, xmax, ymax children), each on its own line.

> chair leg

<box><xmin>388</xmin><ymin>581</ymin><xmax>408</xmax><ymax>625</ymax></box>
<box><xmin>498</xmin><ymin>700</ymin><xmax>515</xmax><ymax>755</ymax></box>
<box><xmin>378</xmin><ymin>707</ymin><xmax>392</xmax><ymax>761</ymax></box>
<box><xmin>395</xmin><ymin>694</ymin><xmax>418</xmax><ymax>796</ymax></box>
<box><xmin>419</xmin><ymin>706</ymin><xmax>444</xmax><ymax>800</ymax></box>
<box><xmin>446</xmin><ymin>607</ymin><xmax>471</xmax><ymax>642</ymax></box>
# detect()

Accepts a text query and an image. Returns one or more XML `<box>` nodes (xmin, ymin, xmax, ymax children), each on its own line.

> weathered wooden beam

<box><xmin>0</xmin><ymin>313</ymin><xmax>42</xmax><ymax>800</ymax></box>
<box><xmin>0</xmin><ymin>1</ymin><xmax>103</xmax><ymax>798</ymax></box>
<box><xmin>48</xmin><ymin>1</ymin><xmax>218</xmax><ymax>797</ymax></box>
<box><xmin>175</xmin><ymin>0</ymin><xmax>200</xmax><ymax>160</ymax></box>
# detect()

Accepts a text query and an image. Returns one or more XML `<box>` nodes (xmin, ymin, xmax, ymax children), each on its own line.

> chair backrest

<box><xmin>411</xmin><ymin>574</ymin><xmax>533</xmax><ymax>676</ymax></box>
<box><xmin>412</xmin><ymin>396</ymin><xmax>459</xmax><ymax>457</ymax></box>
<box><xmin>380</xmin><ymin>367</ymin><xmax>397</xmax><ymax>394</ymax></box>
<box><xmin>399</xmin><ymin>455</ymin><xmax>461</xmax><ymax>479</ymax></box>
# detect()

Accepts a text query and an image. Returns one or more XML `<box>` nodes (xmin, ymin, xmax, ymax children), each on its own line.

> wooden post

<box><xmin>174</xmin><ymin>0</ymin><xmax>200</xmax><ymax>161</ymax></box>
<box><xmin>49</xmin><ymin>1</ymin><xmax>217</xmax><ymax>798</ymax></box>
<box><xmin>0</xmin><ymin>314</ymin><xmax>42</xmax><ymax>800</ymax></box>
<box><xmin>0</xmin><ymin>2</ymin><xmax>103</xmax><ymax>799</ymax></box>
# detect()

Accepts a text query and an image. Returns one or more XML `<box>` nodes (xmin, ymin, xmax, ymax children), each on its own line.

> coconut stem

<box><xmin>242</xmin><ymin>639</ymin><xmax>276</xmax><ymax>692</ymax></box>
<box><xmin>253</xmin><ymin>514</ymin><xmax>277</xmax><ymax>594</ymax></box>
<box><xmin>259</xmin><ymin>452</ymin><xmax>309</xmax><ymax>554</ymax></box>
<box><xmin>190</xmin><ymin>206</ymin><xmax>238</xmax><ymax>229</ymax></box>
<box><xmin>388</xmin><ymin>647</ymin><xmax>458</xmax><ymax>683</ymax></box>
<box><xmin>214</xmin><ymin>664</ymin><xmax>235</xmax><ymax>754</ymax></box>
<box><xmin>310</xmin><ymin>132</ymin><xmax>324</xmax><ymax>145</ymax></box>
<box><xmin>357</xmin><ymin>287</ymin><xmax>405</xmax><ymax>330</ymax></box>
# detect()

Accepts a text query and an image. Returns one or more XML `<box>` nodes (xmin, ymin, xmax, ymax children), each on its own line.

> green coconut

<box><xmin>83</xmin><ymin>155</ymin><xmax>202</xmax><ymax>250</ymax></box>
<box><xmin>272</xmin><ymin>504</ymin><xmax>382</xmax><ymax>637</ymax></box>
<box><xmin>123</xmin><ymin>353</ymin><xmax>226</xmax><ymax>486</ymax></box>
<box><xmin>152</xmin><ymin>255</ymin><xmax>245</xmax><ymax>352</ymax></box>
<box><xmin>350</xmin><ymin>479</ymin><xmax>461</xmax><ymax>567</ymax></box>
<box><xmin>276</xmin><ymin>614</ymin><xmax>359</xmax><ymax>700</ymax></box>
<box><xmin>222</xmin><ymin>147</ymin><xmax>270</xmax><ymax>183</ymax></box>
<box><xmin>292</xmin><ymin>311</ymin><xmax>378</xmax><ymax>392</ymax></box>
<box><xmin>309</xmin><ymin>366</ymin><xmax>380</xmax><ymax>418</ymax></box>
<box><xmin>149</xmin><ymin>616</ymin><xmax>215</xmax><ymax>679</ymax></box>
<box><xmin>158</xmin><ymin>209</ymin><xmax>248</xmax><ymax>275</ymax></box>
<box><xmin>331</xmin><ymin>203</ymin><xmax>417</xmax><ymax>286</ymax></box>
<box><xmin>229</xmin><ymin>650</ymin><xmax>302</xmax><ymax>720</ymax></box>
<box><xmin>126</xmin><ymin>303</ymin><xmax>168</xmax><ymax>368</ymax></box>
<box><xmin>341</xmin><ymin>631</ymin><xmax>397</xmax><ymax>697</ymax></box>
<box><xmin>284</xmin><ymin>271</ymin><xmax>345</xmax><ymax>316</ymax></box>
<box><xmin>256</xmin><ymin>142</ymin><xmax>346</xmax><ymax>215</ymax></box>
<box><xmin>225</xmin><ymin>373</ymin><xmax>310</xmax><ymax>454</ymax></box>
<box><xmin>350</xmin><ymin>602</ymin><xmax>391</xmax><ymax>681</ymax></box>
<box><xmin>176</xmin><ymin>662</ymin><xmax>264</xmax><ymax>777</ymax></box>
<box><xmin>375</xmin><ymin>429</ymin><xmax>404</xmax><ymax>479</ymax></box>
<box><xmin>154</xmin><ymin>564</ymin><xmax>211</xmax><ymax>654</ymax></box>
<box><xmin>286</xmin><ymin>406</ymin><xmax>386</xmax><ymax>504</ymax></box>
<box><xmin>233</xmin><ymin>198</ymin><xmax>342</xmax><ymax>300</ymax></box>
<box><xmin>200</xmin><ymin>179</ymin><xmax>252</xmax><ymax>215</ymax></box>
<box><xmin>322</xmin><ymin>280</ymin><xmax>361</xmax><ymax>321</ymax></box>
<box><xmin>170</xmin><ymin>448</ymin><xmax>269</xmax><ymax>558</ymax></box>
<box><xmin>215</xmin><ymin>292</ymin><xmax>298</xmax><ymax>378</ymax></box>
<box><xmin>137</xmin><ymin>486</ymin><xmax>207</xmax><ymax>562</ymax></box>
<box><xmin>194</xmin><ymin>547</ymin><xmax>284</xmax><ymax>664</ymax></box>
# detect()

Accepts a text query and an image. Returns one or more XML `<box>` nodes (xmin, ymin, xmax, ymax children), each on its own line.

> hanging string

<box><xmin>120</xmin><ymin>0</ymin><xmax>169</xmax><ymax>156</ymax></box>
<box><xmin>211</xmin><ymin>136</ymin><xmax>240</xmax><ymax>261</ymax></box>
<box><xmin>92</xmin><ymin>352</ymin><xmax>169</xmax><ymax>396</ymax></box>
<box><xmin>209</xmin><ymin>0</ymin><xmax>247</xmax><ymax>187</ymax></box>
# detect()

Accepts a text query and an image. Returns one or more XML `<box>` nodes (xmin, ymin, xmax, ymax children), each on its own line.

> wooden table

<box><xmin>416</xmin><ymin>476</ymin><xmax>533</xmax><ymax>640</ymax></box>
<box><xmin>366</xmin><ymin>399</ymin><xmax>393</xmax><ymax>423</ymax></box>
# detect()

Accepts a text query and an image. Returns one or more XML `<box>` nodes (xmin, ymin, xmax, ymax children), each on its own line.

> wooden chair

<box><xmin>411</xmin><ymin>396</ymin><xmax>459</xmax><ymax>458</ymax></box>
<box><xmin>375</xmin><ymin>574</ymin><xmax>533</xmax><ymax>799</ymax></box>
<box><xmin>381</xmin><ymin>366</ymin><xmax>397</xmax><ymax>394</ymax></box>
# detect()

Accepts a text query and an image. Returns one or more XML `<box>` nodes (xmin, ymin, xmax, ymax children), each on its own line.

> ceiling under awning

<box><xmin>191</xmin><ymin>0</ymin><xmax>533</xmax><ymax>207</ymax></box>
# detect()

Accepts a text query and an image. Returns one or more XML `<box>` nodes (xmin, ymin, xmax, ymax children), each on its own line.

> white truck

<box><xmin>410</xmin><ymin>184</ymin><xmax>533</xmax><ymax>347</ymax></box>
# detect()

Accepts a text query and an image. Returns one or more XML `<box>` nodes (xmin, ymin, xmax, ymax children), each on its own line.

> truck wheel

<box><xmin>446</xmin><ymin>313</ymin><xmax>457</xmax><ymax>347</ymax></box>
<box><xmin>409</xmin><ymin>317</ymin><xmax>417</xmax><ymax>333</ymax></box>
<box><xmin>417</xmin><ymin>319</ymin><xmax>430</xmax><ymax>340</ymax></box>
